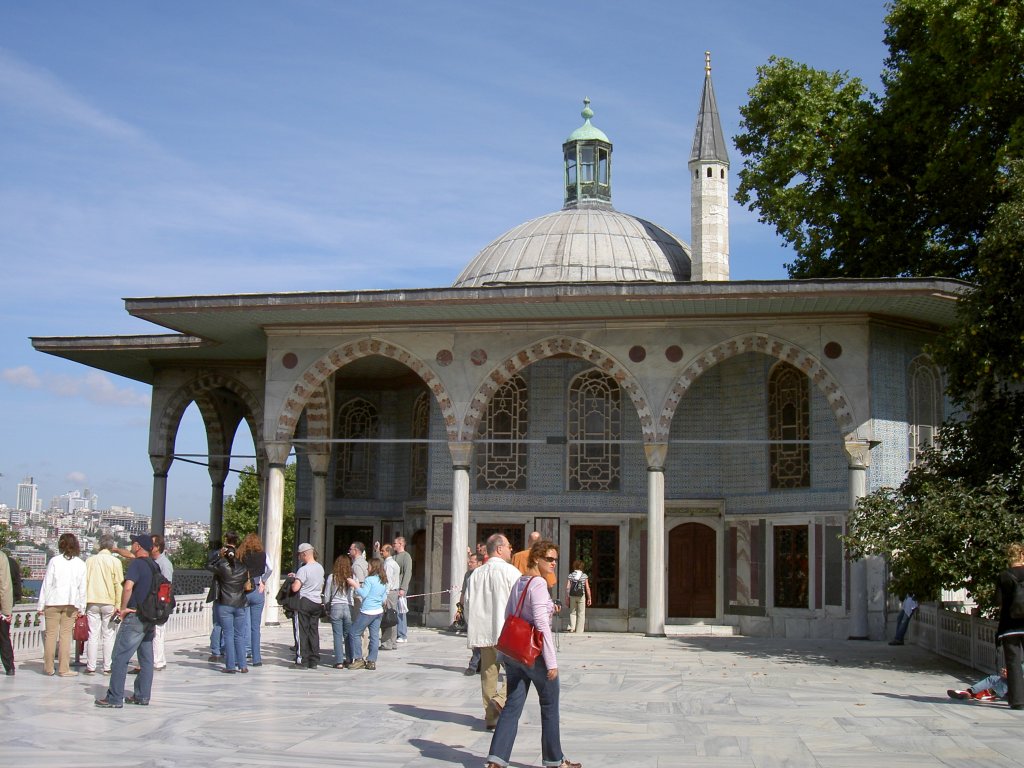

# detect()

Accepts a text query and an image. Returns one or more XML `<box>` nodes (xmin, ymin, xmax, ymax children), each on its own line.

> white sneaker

<box><xmin>396</xmin><ymin>637</ymin><xmax>408</xmax><ymax>643</ymax></box>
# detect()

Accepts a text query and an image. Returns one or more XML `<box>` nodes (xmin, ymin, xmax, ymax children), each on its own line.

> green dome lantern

<box><xmin>563</xmin><ymin>98</ymin><xmax>612</xmax><ymax>209</ymax></box>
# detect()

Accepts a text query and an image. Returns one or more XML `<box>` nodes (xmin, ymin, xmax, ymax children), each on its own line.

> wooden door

<box><xmin>668</xmin><ymin>522</ymin><xmax>717</xmax><ymax>618</ymax></box>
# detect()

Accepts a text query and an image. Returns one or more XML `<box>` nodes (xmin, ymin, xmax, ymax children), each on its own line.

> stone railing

<box><xmin>11</xmin><ymin>593</ymin><xmax>212</xmax><ymax>661</ymax></box>
<box><xmin>910</xmin><ymin>603</ymin><xmax>1000</xmax><ymax>674</ymax></box>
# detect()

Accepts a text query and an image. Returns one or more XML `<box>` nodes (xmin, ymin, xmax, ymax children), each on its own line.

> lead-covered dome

<box><xmin>453</xmin><ymin>99</ymin><xmax>691</xmax><ymax>288</ymax></box>
<box><xmin>453</xmin><ymin>208</ymin><xmax>690</xmax><ymax>287</ymax></box>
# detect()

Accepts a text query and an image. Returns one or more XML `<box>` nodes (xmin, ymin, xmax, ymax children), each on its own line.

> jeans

<box><xmin>218</xmin><ymin>604</ymin><xmax>248</xmax><ymax>671</ymax></box>
<box><xmin>210</xmin><ymin>602</ymin><xmax>224</xmax><ymax>655</ymax></box>
<box><xmin>244</xmin><ymin>588</ymin><xmax>266</xmax><ymax>664</ymax></box>
<box><xmin>893</xmin><ymin>608</ymin><xmax>915</xmax><ymax>642</ymax></box>
<box><xmin>85</xmin><ymin>603</ymin><xmax>116</xmax><ymax>672</ymax></box>
<box><xmin>348</xmin><ymin>611</ymin><xmax>382</xmax><ymax>662</ymax></box>
<box><xmin>330</xmin><ymin>603</ymin><xmax>354</xmax><ymax>664</ymax></box>
<box><xmin>487</xmin><ymin>655</ymin><xmax>565</xmax><ymax>767</ymax></box>
<box><xmin>104</xmin><ymin>613</ymin><xmax>154</xmax><ymax>705</ymax></box>
<box><xmin>397</xmin><ymin>601</ymin><xmax>408</xmax><ymax>640</ymax></box>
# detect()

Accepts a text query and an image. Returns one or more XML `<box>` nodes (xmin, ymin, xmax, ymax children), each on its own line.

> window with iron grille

<box><xmin>908</xmin><ymin>355</ymin><xmax>942</xmax><ymax>467</ymax></box>
<box><xmin>333</xmin><ymin>397</ymin><xmax>379</xmax><ymax>498</ymax></box>
<box><xmin>567</xmin><ymin>369</ymin><xmax>620</xmax><ymax>491</ymax></box>
<box><xmin>773</xmin><ymin>524</ymin><xmax>809</xmax><ymax>608</ymax></box>
<box><xmin>476</xmin><ymin>375</ymin><xmax>528</xmax><ymax>490</ymax></box>
<box><xmin>569</xmin><ymin>525</ymin><xmax>618</xmax><ymax>608</ymax></box>
<box><xmin>768</xmin><ymin>362</ymin><xmax>810</xmax><ymax>489</ymax></box>
<box><xmin>410</xmin><ymin>392</ymin><xmax>430</xmax><ymax>497</ymax></box>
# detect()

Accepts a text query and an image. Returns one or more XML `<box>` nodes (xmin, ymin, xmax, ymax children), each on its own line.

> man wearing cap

<box><xmin>96</xmin><ymin>534</ymin><xmax>158</xmax><ymax>708</ymax></box>
<box><xmin>289</xmin><ymin>543</ymin><xmax>324</xmax><ymax>669</ymax></box>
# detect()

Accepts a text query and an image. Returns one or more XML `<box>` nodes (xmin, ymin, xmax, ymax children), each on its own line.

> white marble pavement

<box><xmin>2</xmin><ymin>623</ymin><xmax>1023</xmax><ymax>767</ymax></box>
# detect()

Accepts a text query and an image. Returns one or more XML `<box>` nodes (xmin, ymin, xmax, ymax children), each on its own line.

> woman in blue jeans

<box><xmin>237</xmin><ymin>533</ymin><xmax>271</xmax><ymax>666</ymax></box>
<box><xmin>206</xmin><ymin>534</ymin><xmax>250</xmax><ymax>674</ymax></box>
<box><xmin>485</xmin><ymin>540</ymin><xmax>581</xmax><ymax>768</ymax></box>
<box><xmin>325</xmin><ymin>554</ymin><xmax>356</xmax><ymax>668</ymax></box>
<box><xmin>346</xmin><ymin>557</ymin><xmax>388</xmax><ymax>670</ymax></box>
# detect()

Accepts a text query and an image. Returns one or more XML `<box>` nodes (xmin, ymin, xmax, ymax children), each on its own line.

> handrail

<box><xmin>907</xmin><ymin>603</ymin><xmax>1000</xmax><ymax>674</ymax></box>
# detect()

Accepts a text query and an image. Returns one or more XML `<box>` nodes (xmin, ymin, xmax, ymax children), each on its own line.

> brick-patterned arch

<box><xmin>155</xmin><ymin>374</ymin><xmax>265</xmax><ymax>461</ymax></box>
<box><xmin>658</xmin><ymin>334</ymin><xmax>857</xmax><ymax>442</ymax></box>
<box><xmin>462</xmin><ymin>335</ymin><xmax>655</xmax><ymax>443</ymax></box>
<box><xmin>274</xmin><ymin>338</ymin><xmax>457</xmax><ymax>442</ymax></box>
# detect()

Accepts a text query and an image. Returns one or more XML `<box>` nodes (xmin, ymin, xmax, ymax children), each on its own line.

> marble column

<box><xmin>262</xmin><ymin>442</ymin><xmax>290</xmax><ymax>626</ymax></box>
<box><xmin>208</xmin><ymin>458</ymin><xmax>228</xmax><ymax>545</ymax></box>
<box><xmin>846</xmin><ymin>441</ymin><xmax>871</xmax><ymax>639</ymax></box>
<box><xmin>149</xmin><ymin>454</ymin><xmax>172</xmax><ymax>537</ymax></box>
<box><xmin>307</xmin><ymin>453</ymin><xmax>330</xmax><ymax>561</ymax></box>
<box><xmin>645</xmin><ymin>443</ymin><xmax>668</xmax><ymax>637</ymax></box>
<box><xmin>449</xmin><ymin>441</ymin><xmax>472</xmax><ymax>625</ymax></box>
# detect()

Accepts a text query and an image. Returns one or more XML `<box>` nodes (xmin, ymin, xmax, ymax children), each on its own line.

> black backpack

<box><xmin>6</xmin><ymin>553</ymin><xmax>23</xmax><ymax>603</ymax></box>
<box><xmin>568</xmin><ymin>575</ymin><xmax>586</xmax><ymax>598</ymax></box>
<box><xmin>136</xmin><ymin>558</ymin><xmax>175</xmax><ymax>625</ymax></box>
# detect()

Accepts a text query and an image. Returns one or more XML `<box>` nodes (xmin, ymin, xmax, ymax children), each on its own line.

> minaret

<box><xmin>688</xmin><ymin>52</ymin><xmax>730</xmax><ymax>281</ymax></box>
<box><xmin>563</xmin><ymin>98</ymin><xmax>613</xmax><ymax>210</ymax></box>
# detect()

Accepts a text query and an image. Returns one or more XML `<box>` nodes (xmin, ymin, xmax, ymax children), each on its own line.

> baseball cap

<box><xmin>131</xmin><ymin>534</ymin><xmax>154</xmax><ymax>551</ymax></box>
<box><xmin>297</xmin><ymin>542</ymin><xmax>314</xmax><ymax>553</ymax></box>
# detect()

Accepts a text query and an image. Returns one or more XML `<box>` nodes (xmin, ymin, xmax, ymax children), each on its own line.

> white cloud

<box><xmin>2</xmin><ymin>366</ymin><xmax>150</xmax><ymax>408</ymax></box>
<box><xmin>66</xmin><ymin>471</ymin><xmax>88</xmax><ymax>484</ymax></box>
<box><xmin>0</xmin><ymin>47</ymin><xmax>146</xmax><ymax>144</ymax></box>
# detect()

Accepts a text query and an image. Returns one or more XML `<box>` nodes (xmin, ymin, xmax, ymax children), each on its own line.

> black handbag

<box><xmin>381</xmin><ymin>606</ymin><xmax>399</xmax><ymax>629</ymax></box>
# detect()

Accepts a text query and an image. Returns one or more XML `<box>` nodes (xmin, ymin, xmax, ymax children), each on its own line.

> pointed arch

<box><xmin>658</xmin><ymin>334</ymin><xmax>857</xmax><ymax>442</ymax></box>
<box><xmin>154</xmin><ymin>374</ymin><xmax>265</xmax><ymax>462</ymax></box>
<box><xmin>462</xmin><ymin>335</ymin><xmax>654</xmax><ymax>442</ymax></box>
<box><xmin>274</xmin><ymin>338</ymin><xmax>457</xmax><ymax>442</ymax></box>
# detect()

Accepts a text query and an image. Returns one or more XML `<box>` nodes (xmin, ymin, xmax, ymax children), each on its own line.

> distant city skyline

<box><xmin>1</xmin><ymin>2</ymin><xmax>892</xmax><ymax>523</ymax></box>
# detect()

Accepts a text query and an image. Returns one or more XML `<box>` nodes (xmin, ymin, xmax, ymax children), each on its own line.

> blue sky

<box><xmin>0</xmin><ymin>1</ymin><xmax>890</xmax><ymax>522</ymax></box>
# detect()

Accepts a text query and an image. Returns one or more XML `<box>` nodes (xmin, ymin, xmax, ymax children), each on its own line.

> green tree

<box><xmin>222</xmin><ymin>463</ymin><xmax>296</xmax><ymax>570</ymax></box>
<box><xmin>735</xmin><ymin>0</ymin><xmax>1024</xmax><ymax>280</ymax></box>
<box><xmin>169</xmin><ymin>533</ymin><xmax>209</xmax><ymax>570</ymax></box>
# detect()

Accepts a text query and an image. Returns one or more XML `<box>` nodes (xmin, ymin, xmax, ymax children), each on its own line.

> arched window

<box><xmin>410</xmin><ymin>392</ymin><xmax>430</xmax><ymax>497</ymax></box>
<box><xmin>908</xmin><ymin>355</ymin><xmax>942</xmax><ymax>466</ymax></box>
<box><xmin>476</xmin><ymin>375</ymin><xmax>527</xmax><ymax>490</ymax></box>
<box><xmin>568</xmin><ymin>369</ymin><xmax>621</xmax><ymax>491</ymax></box>
<box><xmin>334</xmin><ymin>397</ymin><xmax>379</xmax><ymax>498</ymax></box>
<box><xmin>768</xmin><ymin>362</ymin><xmax>810</xmax><ymax>489</ymax></box>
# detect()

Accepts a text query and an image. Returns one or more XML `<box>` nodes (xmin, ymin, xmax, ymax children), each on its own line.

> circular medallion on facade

<box><xmin>282</xmin><ymin>352</ymin><xmax>298</xmax><ymax>369</ymax></box>
<box><xmin>628</xmin><ymin>345</ymin><xmax>646</xmax><ymax>363</ymax></box>
<box><xmin>824</xmin><ymin>342</ymin><xmax>842</xmax><ymax>359</ymax></box>
<box><xmin>665</xmin><ymin>345</ymin><xmax>683</xmax><ymax>363</ymax></box>
<box><xmin>470</xmin><ymin>348</ymin><xmax>488</xmax><ymax>366</ymax></box>
<box><xmin>435</xmin><ymin>349</ymin><xmax>454</xmax><ymax>367</ymax></box>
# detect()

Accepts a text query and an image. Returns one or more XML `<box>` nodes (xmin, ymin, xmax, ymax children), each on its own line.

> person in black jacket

<box><xmin>206</xmin><ymin>533</ymin><xmax>250</xmax><ymax>674</ymax></box>
<box><xmin>996</xmin><ymin>542</ymin><xmax>1024</xmax><ymax>710</ymax></box>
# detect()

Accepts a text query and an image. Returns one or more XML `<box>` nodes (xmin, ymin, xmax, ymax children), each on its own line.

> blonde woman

<box><xmin>38</xmin><ymin>533</ymin><xmax>87</xmax><ymax>677</ymax></box>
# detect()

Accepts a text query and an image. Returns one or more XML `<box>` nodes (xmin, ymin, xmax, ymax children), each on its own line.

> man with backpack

<box><xmin>96</xmin><ymin>533</ymin><xmax>161</xmax><ymax>708</ymax></box>
<box><xmin>0</xmin><ymin>551</ymin><xmax>15</xmax><ymax>676</ymax></box>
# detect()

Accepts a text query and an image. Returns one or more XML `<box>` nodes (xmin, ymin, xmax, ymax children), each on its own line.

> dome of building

<box><xmin>453</xmin><ymin>207</ymin><xmax>691</xmax><ymax>287</ymax></box>
<box><xmin>453</xmin><ymin>100</ymin><xmax>691</xmax><ymax>288</ymax></box>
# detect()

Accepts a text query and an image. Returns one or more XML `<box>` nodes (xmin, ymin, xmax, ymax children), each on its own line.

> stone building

<box><xmin>33</xmin><ymin>57</ymin><xmax>965</xmax><ymax>639</ymax></box>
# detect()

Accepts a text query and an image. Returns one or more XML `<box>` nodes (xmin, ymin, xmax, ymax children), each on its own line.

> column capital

<box><xmin>306</xmin><ymin>452</ymin><xmax>331</xmax><ymax>476</ymax></box>
<box><xmin>208</xmin><ymin>456</ymin><xmax>229</xmax><ymax>485</ymax></box>
<box><xmin>448</xmin><ymin>441</ymin><xmax>473</xmax><ymax>469</ymax></box>
<box><xmin>150</xmin><ymin>454</ymin><xmax>173</xmax><ymax>475</ymax></box>
<box><xmin>844</xmin><ymin>440</ymin><xmax>875</xmax><ymax>468</ymax></box>
<box><xmin>265</xmin><ymin>441</ymin><xmax>291</xmax><ymax>466</ymax></box>
<box><xmin>643</xmin><ymin>442</ymin><xmax>668</xmax><ymax>470</ymax></box>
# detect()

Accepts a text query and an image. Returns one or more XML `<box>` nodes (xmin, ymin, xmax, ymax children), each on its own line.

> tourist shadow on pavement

<box><xmin>407</xmin><ymin>661</ymin><xmax>466</xmax><ymax>674</ymax></box>
<box><xmin>407</xmin><ymin>738</ymin><xmax>521</xmax><ymax>768</ymax></box>
<box><xmin>391</xmin><ymin>703</ymin><xmax>479</xmax><ymax>728</ymax></box>
<box><xmin>873</xmin><ymin>691</ymin><xmax>999</xmax><ymax>706</ymax></box>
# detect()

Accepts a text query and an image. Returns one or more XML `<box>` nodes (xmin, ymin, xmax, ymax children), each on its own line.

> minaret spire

<box><xmin>688</xmin><ymin>51</ymin><xmax>730</xmax><ymax>281</ymax></box>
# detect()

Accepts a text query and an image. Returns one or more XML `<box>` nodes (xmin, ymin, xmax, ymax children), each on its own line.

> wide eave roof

<box><xmin>32</xmin><ymin>278</ymin><xmax>969</xmax><ymax>384</ymax></box>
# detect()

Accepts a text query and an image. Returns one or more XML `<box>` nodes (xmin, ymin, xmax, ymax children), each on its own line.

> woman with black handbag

<box><xmin>206</xmin><ymin>533</ymin><xmax>250</xmax><ymax>674</ymax></box>
<box><xmin>485</xmin><ymin>539</ymin><xmax>581</xmax><ymax>768</ymax></box>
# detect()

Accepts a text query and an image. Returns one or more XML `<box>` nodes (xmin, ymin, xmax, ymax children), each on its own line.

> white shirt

<box><xmin>466</xmin><ymin>557</ymin><xmax>522</xmax><ymax>649</ymax></box>
<box><xmin>38</xmin><ymin>554</ymin><xmax>87</xmax><ymax>613</ymax></box>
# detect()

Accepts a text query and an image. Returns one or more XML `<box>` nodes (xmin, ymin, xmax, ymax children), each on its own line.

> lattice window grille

<box><xmin>410</xmin><ymin>392</ymin><xmax>430</xmax><ymax>497</ymax></box>
<box><xmin>768</xmin><ymin>362</ymin><xmax>810</xmax><ymax>489</ymax></box>
<box><xmin>908</xmin><ymin>356</ymin><xmax>941</xmax><ymax>467</ymax></box>
<box><xmin>567</xmin><ymin>369</ymin><xmax>621</xmax><ymax>491</ymax></box>
<box><xmin>476</xmin><ymin>375</ymin><xmax>528</xmax><ymax>490</ymax></box>
<box><xmin>334</xmin><ymin>397</ymin><xmax>379</xmax><ymax>498</ymax></box>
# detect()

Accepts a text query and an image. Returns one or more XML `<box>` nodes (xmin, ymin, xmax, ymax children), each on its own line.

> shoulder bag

<box><xmin>496</xmin><ymin>576</ymin><xmax>544</xmax><ymax>667</ymax></box>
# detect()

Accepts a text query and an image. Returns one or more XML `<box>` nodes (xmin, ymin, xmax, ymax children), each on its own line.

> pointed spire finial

<box><xmin>581</xmin><ymin>97</ymin><xmax>593</xmax><ymax>121</ymax></box>
<box><xmin>705</xmin><ymin>51</ymin><xmax>711</xmax><ymax>74</ymax></box>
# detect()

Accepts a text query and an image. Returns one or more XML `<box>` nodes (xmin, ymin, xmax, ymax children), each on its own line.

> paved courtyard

<box><xmin>2</xmin><ymin>624</ymin><xmax>1022</xmax><ymax>767</ymax></box>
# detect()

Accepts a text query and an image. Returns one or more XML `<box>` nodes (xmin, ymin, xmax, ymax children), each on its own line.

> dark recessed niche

<box><xmin>282</xmin><ymin>352</ymin><xmax>298</xmax><ymax>369</ymax></box>
<box><xmin>824</xmin><ymin>342</ymin><xmax>842</xmax><ymax>359</ymax></box>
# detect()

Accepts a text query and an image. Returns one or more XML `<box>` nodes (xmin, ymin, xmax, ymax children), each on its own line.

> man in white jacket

<box><xmin>466</xmin><ymin>533</ymin><xmax>521</xmax><ymax>730</ymax></box>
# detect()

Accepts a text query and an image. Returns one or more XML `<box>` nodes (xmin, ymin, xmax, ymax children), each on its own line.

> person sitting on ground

<box><xmin>949</xmin><ymin>664</ymin><xmax>1024</xmax><ymax>702</ymax></box>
